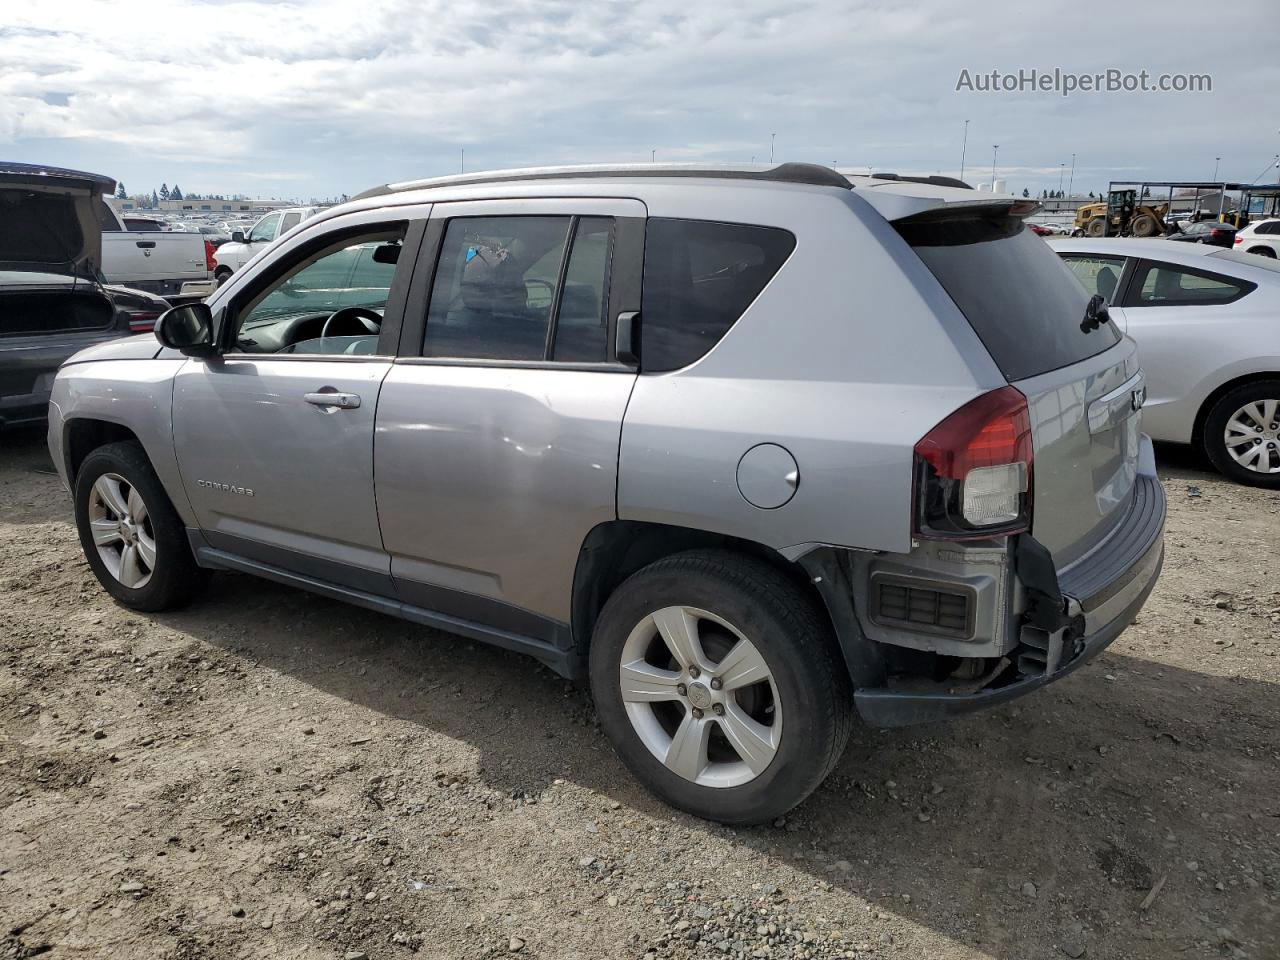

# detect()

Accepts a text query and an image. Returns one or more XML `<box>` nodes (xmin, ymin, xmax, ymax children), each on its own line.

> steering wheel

<box><xmin>321</xmin><ymin>306</ymin><xmax>382</xmax><ymax>339</ymax></box>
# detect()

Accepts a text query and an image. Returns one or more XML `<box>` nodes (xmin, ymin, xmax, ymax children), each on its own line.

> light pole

<box><xmin>1058</xmin><ymin>162</ymin><xmax>1065</xmax><ymax>195</ymax></box>
<box><xmin>1212</xmin><ymin>156</ymin><xmax>1221</xmax><ymax>182</ymax></box>
<box><xmin>959</xmin><ymin>119</ymin><xmax>969</xmax><ymax>182</ymax></box>
<box><xmin>770</xmin><ymin>133</ymin><xmax>776</xmax><ymax>163</ymax></box>
<box><xmin>991</xmin><ymin>145</ymin><xmax>999</xmax><ymax>191</ymax></box>
<box><xmin>651</xmin><ymin>149</ymin><xmax>656</xmax><ymax>163</ymax></box>
<box><xmin>1067</xmin><ymin>153</ymin><xmax>1076</xmax><ymax>198</ymax></box>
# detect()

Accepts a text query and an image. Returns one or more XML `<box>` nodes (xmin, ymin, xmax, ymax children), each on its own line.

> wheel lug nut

<box><xmin>677</xmin><ymin>683</ymin><xmax>687</xmax><ymax>696</ymax></box>
<box><xmin>710</xmin><ymin>677</ymin><xmax>722</xmax><ymax>691</ymax></box>
<box><xmin>691</xmin><ymin>707</ymin><xmax>704</xmax><ymax>720</ymax></box>
<box><xmin>712</xmin><ymin>703</ymin><xmax>724</xmax><ymax>716</ymax></box>
<box><xmin>688</xmin><ymin>666</ymin><xmax>700</xmax><ymax>679</ymax></box>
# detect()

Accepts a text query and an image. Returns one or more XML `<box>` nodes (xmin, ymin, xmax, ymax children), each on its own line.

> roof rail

<box><xmin>353</xmin><ymin>162</ymin><xmax>852</xmax><ymax>201</ymax></box>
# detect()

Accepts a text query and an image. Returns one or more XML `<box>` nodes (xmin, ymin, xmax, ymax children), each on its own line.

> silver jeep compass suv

<box><xmin>48</xmin><ymin>164</ymin><xmax>1165</xmax><ymax>824</ymax></box>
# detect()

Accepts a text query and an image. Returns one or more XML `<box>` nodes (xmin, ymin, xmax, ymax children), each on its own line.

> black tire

<box><xmin>1201</xmin><ymin>380</ymin><xmax>1280</xmax><ymax>489</ymax></box>
<box><xmin>1130</xmin><ymin>213</ymin><xmax>1159</xmax><ymax>237</ymax></box>
<box><xmin>214</xmin><ymin>268</ymin><xmax>233</xmax><ymax>287</ymax></box>
<box><xmin>74</xmin><ymin>441</ymin><xmax>208</xmax><ymax>611</ymax></box>
<box><xmin>1247</xmin><ymin>246</ymin><xmax>1277</xmax><ymax>258</ymax></box>
<box><xmin>1086</xmin><ymin>217</ymin><xmax>1107</xmax><ymax>238</ymax></box>
<box><xmin>589</xmin><ymin>550</ymin><xmax>853</xmax><ymax>825</ymax></box>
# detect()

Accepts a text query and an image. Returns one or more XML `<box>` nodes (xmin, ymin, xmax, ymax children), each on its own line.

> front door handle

<box><xmin>304</xmin><ymin>390</ymin><xmax>361</xmax><ymax>409</ymax></box>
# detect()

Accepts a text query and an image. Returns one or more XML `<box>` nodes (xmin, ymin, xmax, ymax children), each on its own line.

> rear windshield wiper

<box><xmin>1080</xmin><ymin>294</ymin><xmax>1111</xmax><ymax>333</ymax></box>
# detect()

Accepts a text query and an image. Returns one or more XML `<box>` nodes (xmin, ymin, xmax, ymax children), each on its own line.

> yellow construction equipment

<box><xmin>1074</xmin><ymin>189</ymin><xmax>1169</xmax><ymax>237</ymax></box>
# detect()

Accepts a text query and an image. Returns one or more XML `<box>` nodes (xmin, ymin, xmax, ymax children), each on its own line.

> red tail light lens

<box><xmin>128</xmin><ymin>311</ymin><xmax>161</xmax><ymax>334</ymax></box>
<box><xmin>204</xmin><ymin>239</ymin><xmax>217</xmax><ymax>271</ymax></box>
<box><xmin>1233</xmin><ymin>235</ymin><xmax>1243</xmax><ymax>244</ymax></box>
<box><xmin>914</xmin><ymin>386</ymin><xmax>1033</xmax><ymax>539</ymax></box>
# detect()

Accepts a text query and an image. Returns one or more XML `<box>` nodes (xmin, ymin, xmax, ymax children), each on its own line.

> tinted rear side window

<box><xmin>640</xmin><ymin>218</ymin><xmax>795</xmax><ymax>372</ymax></box>
<box><xmin>898</xmin><ymin>216</ymin><xmax>1121</xmax><ymax>381</ymax></box>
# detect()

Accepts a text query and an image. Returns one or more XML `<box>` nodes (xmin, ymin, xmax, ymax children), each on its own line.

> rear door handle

<box><xmin>304</xmin><ymin>391</ymin><xmax>361</xmax><ymax>409</ymax></box>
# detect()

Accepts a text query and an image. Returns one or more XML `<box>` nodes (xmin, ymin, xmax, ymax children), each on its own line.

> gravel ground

<box><xmin>1</xmin><ymin>427</ymin><xmax>1277</xmax><ymax>960</ymax></box>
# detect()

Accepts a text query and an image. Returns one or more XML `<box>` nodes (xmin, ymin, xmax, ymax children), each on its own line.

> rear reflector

<box><xmin>914</xmin><ymin>386</ymin><xmax>1032</xmax><ymax>539</ymax></box>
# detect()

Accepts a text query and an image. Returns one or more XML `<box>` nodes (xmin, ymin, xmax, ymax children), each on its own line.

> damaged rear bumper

<box><xmin>854</xmin><ymin>444</ymin><xmax>1166</xmax><ymax>728</ymax></box>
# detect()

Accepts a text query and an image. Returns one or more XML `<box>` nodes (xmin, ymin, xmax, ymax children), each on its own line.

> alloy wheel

<box><xmin>1223</xmin><ymin>399</ymin><xmax>1280</xmax><ymax>474</ymax></box>
<box><xmin>87</xmin><ymin>472</ymin><xmax>157</xmax><ymax>588</ymax></box>
<box><xmin>618</xmin><ymin>605</ymin><xmax>781</xmax><ymax>788</ymax></box>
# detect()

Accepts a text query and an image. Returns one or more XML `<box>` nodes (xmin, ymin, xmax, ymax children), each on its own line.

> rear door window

<box><xmin>1125</xmin><ymin>261</ymin><xmax>1253</xmax><ymax>307</ymax></box>
<box><xmin>897</xmin><ymin>216</ymin><xmax>1121</xmax><ymax>381</ymax></box>
<box><xmin>640</xmin><ymin>219</ymin><xmax>795</xmax><ymax>372</ymax></box>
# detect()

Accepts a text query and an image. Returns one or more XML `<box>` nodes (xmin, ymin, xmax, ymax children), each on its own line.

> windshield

<box><xmin>898</xmin><ymin>214</ymin><xmax>1122</xmax><ymax>381</ymax></box>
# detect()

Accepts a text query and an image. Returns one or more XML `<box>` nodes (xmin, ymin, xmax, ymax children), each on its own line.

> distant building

<box><xmin>106</xmin><ymin>197</ymin><xmax>296</xmax><ymax>215</ymax></box>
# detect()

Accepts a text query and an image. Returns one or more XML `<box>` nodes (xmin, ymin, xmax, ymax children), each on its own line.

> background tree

<box><xmin>115</xmin><ymin>182</ymin><xmax>127</xmax><ymax>199</ymax></box>
<box><xmin>1022</xmin><ymin>187</ymin><xmax>1030</xmax><ymax>197</ymax></box>
<box><xmin>170</xmin><ymin>184</ymin><xmax>183</xmax><ymax>201</ymax></box>
<box><xmin>150</xmin><ymin>189</ymin><xmax>159</xmax><ymax>207</ymax></box>
<box><xmin>159</xmin><ymin>184</ymin><xmax>170</xmax><ymax>201</ymax></box>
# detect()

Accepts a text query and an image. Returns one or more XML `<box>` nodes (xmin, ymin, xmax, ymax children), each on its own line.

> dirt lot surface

<box><xmin>1</xmin><ymin>427</ymin><xmax>1276</xmax><ymax>960</ymax></box>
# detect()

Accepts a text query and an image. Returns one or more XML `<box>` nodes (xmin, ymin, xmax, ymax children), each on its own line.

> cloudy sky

<box><xmin>2</xmin><ymin>0</ymin><xmax>1277</xmax><ymax>201</ymax></box>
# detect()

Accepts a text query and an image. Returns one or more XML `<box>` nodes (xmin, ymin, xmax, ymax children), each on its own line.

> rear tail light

<box><xmin>128</xmin><ymin>311</ymin><xmax>161</xmax><ymax>334</ymax></box>
<box><xmin>1234</xmin><ymin>234</ymin><xmax>1243</xmax><ymax>244</ymax></box>
<box><xmin>913</xmin><ymin>385</ymin><xmax>1033</xmax><ymax>539</ymax></box>
<box><xmin>204</xmin><ymin>239</ymin><xmax>217</xmax><ymax>271</ymax></box>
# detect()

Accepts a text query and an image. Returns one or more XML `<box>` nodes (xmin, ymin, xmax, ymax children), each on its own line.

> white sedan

<box><xmin>1049</xmin><ymin>237</ymin><xmax>1280</xmax><ymax>486</ymax></box>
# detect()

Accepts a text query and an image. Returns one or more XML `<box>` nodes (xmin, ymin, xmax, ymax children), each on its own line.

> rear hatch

<box><xmin>895</xmin><ymin>205</ymin><xmax>1142</xmax><ymax>567</ymax></box>
<box><xmin>0</xmin><ymin>162</ymin><xmax>114</xmax><ymax>282</ymax></box>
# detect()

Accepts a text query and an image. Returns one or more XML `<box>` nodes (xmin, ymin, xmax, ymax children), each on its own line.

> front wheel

<box><xmin>74</xmin><ymin>441</ymin><xmax>208</xmax><ymax>610</ymax></box>
<box><xmin>1202</xmin><ymin>382</ymin><xmax>1280</xmax><ymax>488</ymax></box>
<box><xmin>589</xmin><ymin>550</ymin><xmax>852</xmax><ymax>825</ymax></box>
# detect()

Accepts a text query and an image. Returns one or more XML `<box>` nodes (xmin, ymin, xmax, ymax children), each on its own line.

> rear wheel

<box><xmin>74</xmin><ymin>442</ymin><xmax>208</xmax><ymax>610</ymax></box>
<box><xmin>1086</xmin><ymin>217</ymin><xmax>1107</xmax><ymax>238</ymax></box>
<box><xmin>589</xmin><ymin>550</ymin><xmax>852</xmax><ymax>825</ymax></box>
<box><xmin>1247</xmin><ymin>246</ymin><xmax>1277</xmax><ymax>258</ymax></box>
<box><xmin>1202</xmin><ymin>382</ymin><xmax>1280</xmax><ymax>488</ymax></box>
<box><xmin>214</xmin><ymin>267</ymin><xmax>233</xmax><ymax>287</ymax></box>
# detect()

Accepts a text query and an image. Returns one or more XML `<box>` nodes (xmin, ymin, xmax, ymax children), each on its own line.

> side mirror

<box><xmin>156</xmin><ymin>302</ymin><xmax>217</xmax><ymax>357</ymax></box>
<box><xmin>372</xmin><ymin>243</ymin><xmax>401</xmax><ymax>265</ymax></box>
<box><xmin>231</xmin><ymin>230</ymin><xmax>246</xmax><ymax>243</ymax></box>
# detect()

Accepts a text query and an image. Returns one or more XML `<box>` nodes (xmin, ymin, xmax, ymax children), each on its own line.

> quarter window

<box><xmin>280</xmin><ymin>212</ymin><xmax>302</xmax><ymax>233</ymax></box>
<box><xmin>639</xmin><ymin>219</ymin><xmax>796</xmax><ymax>372</ymax></box>
<box><xmin>1128</xmin><ymin>261</ymin><xmax>1252</xmax><ymax>306</ymax></box>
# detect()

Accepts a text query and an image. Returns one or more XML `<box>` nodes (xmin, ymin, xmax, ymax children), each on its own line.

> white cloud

<box><xmin>1</xmin><ymin>0</ymin><xmax>1277</xmax><ymax>199</ymax></box>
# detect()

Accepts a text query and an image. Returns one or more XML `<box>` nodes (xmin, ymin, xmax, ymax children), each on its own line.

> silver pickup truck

<box><xmin>100</xmin><ymin>206</ymin><xmax>215</xmax><ymax>301</ymax></box>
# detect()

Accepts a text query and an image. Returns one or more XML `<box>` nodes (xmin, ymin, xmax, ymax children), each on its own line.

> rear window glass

<box><xmin>898</xmin><ymin>216</ymin><xmax>1121</xmax><ymax>381</ymax></box>
<box><xmin>640</xmin><ymin>218</ymin><xmax>795</xmax><ymax>372</ymax></box>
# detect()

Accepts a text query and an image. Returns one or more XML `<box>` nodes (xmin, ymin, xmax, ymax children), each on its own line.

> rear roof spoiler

<box><xmin>848</xmin><ymin>176</ymin><xmax>1041</xmax><ymax>223</ymax></box>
